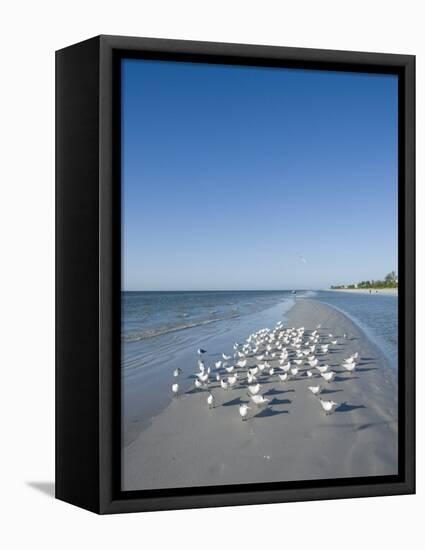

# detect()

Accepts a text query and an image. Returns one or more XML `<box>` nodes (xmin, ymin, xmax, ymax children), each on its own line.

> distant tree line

<box><xmin>330</xmin><ymin>271</ymin><xmax>398</xmax><ymax>290</ymax></box>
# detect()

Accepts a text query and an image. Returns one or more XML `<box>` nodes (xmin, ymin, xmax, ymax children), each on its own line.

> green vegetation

<box><xmin>330</xmin><ymin>271</ymin><xmax>398</xmax><ymax>290</ymax></box>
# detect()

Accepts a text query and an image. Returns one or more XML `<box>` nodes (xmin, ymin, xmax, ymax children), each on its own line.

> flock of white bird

<box><xmin>172</xmin><ymin>320</ymin><xmax>360</xmax><ymax>421</ymax></box>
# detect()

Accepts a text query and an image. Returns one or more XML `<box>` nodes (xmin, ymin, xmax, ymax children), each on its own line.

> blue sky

<box><xmin>122</xmin><ymin>59</ymin><xmax>398</xmax><ymax>291</ymax></box>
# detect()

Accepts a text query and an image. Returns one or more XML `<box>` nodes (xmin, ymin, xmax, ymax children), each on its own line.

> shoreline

<box><xmin>123</xmin><ymin>299</ymin><xmax>398</xmax><ymax>491</ymax></box>
<box><xmin>327</xmin><ymin>288</ymin><xmax>398</xmax><ymax>296</ymax></box>
<box><xmin>122</xmin><ymin>295</ymin><xmax>295</xmax><ymax>445</ymax></box>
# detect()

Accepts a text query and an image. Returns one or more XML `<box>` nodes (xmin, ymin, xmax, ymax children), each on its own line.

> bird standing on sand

<box><xmin>342</xmin><ymin>362</ymin><xmax>356</xmax><ymax>374</ymax></box>
<box><xmin>308</xmin><ymin>385</ymin><xmax>321</xmax><ymax>395</ymax></box>
<box><xmin>278</xmin><ymin>373</ymin><xmax>288</xmax><ymax>382</ymax></box>
<box><xmin>228</xmin><ymin>374</ymin><xmax>238</xmax><ymax>387</ymax></box>
<box><xmin>207</xmin><ymin>392</ymin><xmax>215</xmax><ymax>409</ymax></box>
<box><xmin>321</xmin><ymin>371</ymin><xmax>335</xmax><ymax>383</ymax></box>
<box><xmin>197</xmin><ymin>348</ymin><xmax>207</xmax><ymax>356</ymax></box>
<box><xmin>319</xmin><ymin>399</ymin><xmax>338</xmax><ymax>414</ymax></box>
<box><xmin>248</xmin><ymin>383</ymin><xmax>261</xmax><ymax>395</ymax></box>
<box><xmin>172</xmin><ymin>383</ymin><xmax>179</xmax><ymax>397</ymax></box>
<box><xmin>239</xmin><ymin>404</ymin><xmax>250</xmax><ymax>421</ymax></box>
<box><xmin>220</xmin><ymin>379</ymin><xmax>229</xmax><ymax>390</ymax></box>
<box><xmin>316</xmin><ymin>365</ymin><xmax>329</xmax><ymax>374</ymax></box>
<box><xmin>173</xmin><ymin>368</ymin><xmax>182</xmax><ymax>377</ymax></box>
<box><xmin>249</xmin><ymin>394</ymin><xmax>270</xmax><ymax>407</ymax></box>
<box><xmin>247</xmin><ymin>373</ymin><xmax>257</xmax><ymax>384</ymax></box>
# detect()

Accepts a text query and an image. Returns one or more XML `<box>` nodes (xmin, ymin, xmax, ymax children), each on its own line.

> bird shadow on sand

<box><xmin>264</xmin><ymin>388</ymin><xmax>287</xmax><ymax>396</ymax></box>
<box><xmin>186</xmin><ymin>387</ymin><xmax>207</xmax><ymax>395</ymax></box>
<box><xmin>333</xmin><ymin>375</ymin><xmax>359</xmax><ymax>383</ymax></box>
<box><xmin>254</xmin><ymin>407</ymin><xmax>289</xmax><ymax>419</ymax></box>
<box><xmin>335</xmin><ymin>403</ymin><xmax>366</xmax><ymax>413</ymax></box>
<box><xmin>321</xmin><ymin>388</ymin><xmax>343</xmax><ymax>395</ymax></box>
<box><xmin>356</xmin><ymin>367</ymin><xmax>378</xmax><ymax>373</ymax></box>
<box><xmin>222</xmin><ymin>396</ymin><xmax>247</xmax><ymax>407</ymax></box>
<box><xmin>270</xmin><ymin>397</ymin><xmax>291</xmax><ymax>406</ymax></box>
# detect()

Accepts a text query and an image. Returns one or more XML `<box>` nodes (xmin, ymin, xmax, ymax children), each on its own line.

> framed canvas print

<box><xmin>56</xmin><ymin>35</ymin><xmax>415</xmax><ymax>514</ymax></box>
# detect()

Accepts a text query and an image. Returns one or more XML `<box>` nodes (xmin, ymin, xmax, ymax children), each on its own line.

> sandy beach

<box><xmin>328</xmin><ymin>288</ymin><xmax>398</xmax><ymax>296</ymax></box>
<box><xmin>123</xmin><ymin>299</ymin><xmax>398</xmax><ymax>491</ymax></box>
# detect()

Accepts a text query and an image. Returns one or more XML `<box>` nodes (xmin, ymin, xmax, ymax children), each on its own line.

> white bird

<box><xmin>290</xmin><ymin>367</ymin><xmax>299</xmax><ymax>376</ymax></box>
<box><xmin>214</xmin><ymin>361</ymin><xmax>222</xmax><ymax>369</ymax></box>
<box><xmin>172</xmin><ymin>383</ymin><xmax>179</xmax><ymax>396</ymax></box>
<box><xmin>194</xmin><ymin>379</ymin><xmax>202</xmax><ymax>389</ymax></box>
<box><xmin>269</xmin><ymin>367</ymin><xmax>275</xmax><ymax>376</ymax></box>
<box><xmin>294</xmin><ymin>359</ymin><xmax>303</xmax><ymax>366</ymax></box>
<box><xmin>343</xmin><ymin>362</ymin><xmax>356</xmax><ymax>373</ymax></box>
<box><xmin>220</xmin><ymin>379</ymin><xmax>229</xmax><ymax>390</ymax></box>
<box><xmin>248</xmin><ymin>384</ymin><xmax>261</xmax><ymax>395</ymax></box>
<box><xmin>321</xmin><ymin>371</ymin><xmax>335</xmax><ymax>383</ymax></box>
<box><xmin>237</xmin><ymin>359</ymin><xmax>247</xmax><ymax>368</ymax></box>
<box><xmin>239</xmin><ymin>404</ymin><xmax>250</xmax><ymax>421</ymax></box>
<box><xmin>222</xmin><ymin>353</ymin><xmax>232</xmax><ymax>361</ymax></box>
<box><xmin>316</xmin><ymin>365</ymin><xmax>329</xmax><ymax>374</ymax></box>
<box><xmin>330</xmin><ymin>340</ymin><xmax>337</xmax><ymax>345</ymax></box>
<box><xmin>249</xmin><ymin>366</ymin><xmax>259</xmax><ymax>376</ymax></box>
<box><xmin>306</xmin><ymin>370</ymin><xmax>313</xmax><ymax>378</ymax></box>
<box><xmin>256</xmin><ymin>354</ymin><xmax>265</xmax><ymax>361</ymax></box>
<box><xmin>173</xmin><ymin>368</ymin><xmax>182</xmax><ymax>377</ymax></box>
<box><xmin>308</xmin><ymin>385</ymin><xmax>321</xmax><ymax>395</ymax></box>
<box><xmin>228</xmin><ymin>374</ymin><xmax>238</xmax><ymax>386</ymax></box>
<box><xmin>309</xmin><ymin>358</ymin><xmax>318</xmax><ymax>367</ymax></box>
<box><xmin>249</xmin><ymin>394</ymin><xmax>270</xmax><ymax>407</ymax></box>
<box><xmin>278</xmin><ymin>373</ymin><xmax>288</xmax><ymax>383</ymax></box>
<box><xmin>344</xmin><ymin>356</ymin><xmax>355</xmax><ymax>364</ymax></box>
<box><xmin>319</xmin><ymin>399</ymin><xmax>338</xmax><ymax>414</ymax></box>
<box><xmin>197</xmin><ymin>348</ymin><xmax>207</xmax><ymax>355</ymax></box>
<box><xmin>280</xmin><ymin>362</ymin><xmax>291</xmax><ymax>373</ymax></box>
<box><xmin>225</xmin><ymin>365</ymin><xmax>235</xmax><ymax>373</ymax></box>
<box><xmin>196</xmin><ymin>372</ymin><xmax>209</xmax><ymax>383</ymax></box>
<box><xmin>207</xmin><ymin>392</ymin><xmax>215</xmax><ymax>409</ymax></box>
<box><xmin>216</xmin><ymin>374</ymin><xmax>221</xmax><ymax>382</ymax></box>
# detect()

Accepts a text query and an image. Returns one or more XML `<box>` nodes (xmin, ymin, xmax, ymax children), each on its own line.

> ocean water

<box><xmin>299</xmin><ymin>290</ymin><xmax>398</xmax><ymax>370</ymax></box>
<box><xmin>122</xmin><ymin>290</ymin><xmax>294</xmax><ymax>369</ymax></box>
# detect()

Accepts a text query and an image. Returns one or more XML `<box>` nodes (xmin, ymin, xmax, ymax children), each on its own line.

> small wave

<box><xmin>122</xmin><ymin>315</ymin><xmax>239</xmax><ymax>343</ymax></box>
<box><xmin>297</xmin><ymin>290</ymin><xmax>318</xmax><ymax>298</ymax></box>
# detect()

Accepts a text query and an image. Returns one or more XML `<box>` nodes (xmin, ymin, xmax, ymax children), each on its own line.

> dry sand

<box><xmin>123</xmin><ymin>299</ymin><xmax>398</xmax><ymax>491</ymax></box>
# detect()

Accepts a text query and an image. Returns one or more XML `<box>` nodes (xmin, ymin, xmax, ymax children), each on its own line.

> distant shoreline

<box><xmin>328</xmin><ymin>288</ymin><xmax>398</xmax><ymax>296</ymax></box>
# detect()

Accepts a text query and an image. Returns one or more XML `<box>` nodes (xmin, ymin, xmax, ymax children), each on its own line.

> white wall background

<box><xmin>0</xmin><ymin>1</ymin><xmax>422</xmax><ymax>547</ymax></box>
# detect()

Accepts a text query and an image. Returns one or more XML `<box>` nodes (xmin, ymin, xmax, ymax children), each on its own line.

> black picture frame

<box><xmin>56</xmin><ymin>35</ymin><xmax>415</xmax><ymax>514</ymax></box>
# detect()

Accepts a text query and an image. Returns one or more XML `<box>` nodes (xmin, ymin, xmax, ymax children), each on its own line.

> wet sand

<box><xmin>123</xmin><ymin>299</ymin><xmax>398</xmax><ymax>491</ymax></box>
